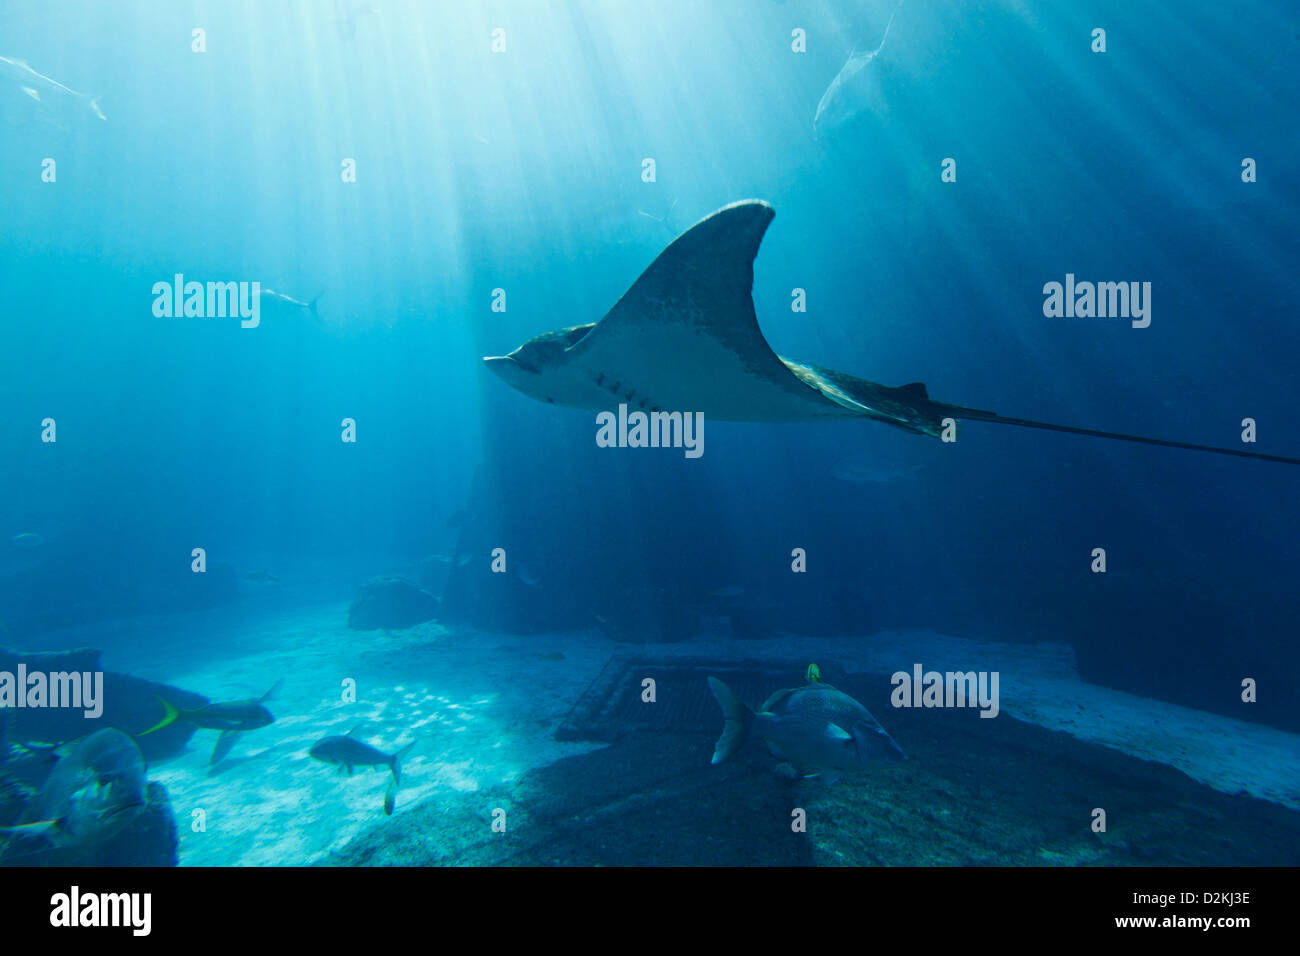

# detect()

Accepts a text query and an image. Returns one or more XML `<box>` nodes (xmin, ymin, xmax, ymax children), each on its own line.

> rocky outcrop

<box><xmin>346</xmin><ymin>577</ymin><xmax>440</xmax><ymax>631</ymax></box>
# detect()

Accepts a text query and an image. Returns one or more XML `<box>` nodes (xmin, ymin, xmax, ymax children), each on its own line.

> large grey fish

<box><xmin>309</xmin><ymin>732</ymin><xmax>415</xmax><ymax>815</ymax></box>
<box><xmin>140</xmin><ymin>680</ymin><xmax>281</xmax><ymax>765</ymax></box>
<box><xmin>708</xmin><ymin>675</ymin><xmax>906</xmax><ymax>783</ymax></box>
<box><xmin>0</xmin><ymin>729</ymin><xmax>146</xmax><ymax>854</ymax></box>
<box><xmin>0</xmin><ymin>55</ymin><xmax>105</xmax><ymax>120</ymax></box>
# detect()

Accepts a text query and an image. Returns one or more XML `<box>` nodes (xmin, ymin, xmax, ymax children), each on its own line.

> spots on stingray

<box><xmin>592</xmin><ymin>371</ymin><xmax>661</xmax><ymax>411</ymax></box>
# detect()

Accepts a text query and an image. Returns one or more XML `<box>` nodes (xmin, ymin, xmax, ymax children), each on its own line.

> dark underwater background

<box><xmin>1</xmin><ymin>0</ymin><xmax>1297</xmax><ymax>866</ymax></box>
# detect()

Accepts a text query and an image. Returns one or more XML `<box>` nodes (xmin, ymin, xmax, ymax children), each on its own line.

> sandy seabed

<box><xmin>23</xmin><ymin>600</ymin><xmax>1300</xmax><ymax>866</ymax></box>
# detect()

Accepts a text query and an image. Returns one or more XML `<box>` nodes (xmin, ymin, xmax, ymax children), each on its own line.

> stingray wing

<box><xmin>564</xmin><ymin>201</ymin><xmax>857</xmax><ymax>422</ymax></box>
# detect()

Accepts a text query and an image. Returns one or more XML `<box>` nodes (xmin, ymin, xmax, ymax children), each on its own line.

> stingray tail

<box><xmin>707</xmin><ymin>677</ymin><xmax>753</xmax><ymax>764</ymax></box>
<box><xmin>943</xmin><ymin>405</ymin><xmax>1300</xmax><ymax>466</ymax></box>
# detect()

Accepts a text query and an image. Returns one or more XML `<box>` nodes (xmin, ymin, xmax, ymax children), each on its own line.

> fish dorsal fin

<box><xmin>760</xmin><ymin>687</ymin><xmax>797</xmax><ymax>713</ymax></box>
<box><xmin>345</xmin><ymin>724</ymin><xmax>364</xmax><ymax>737</ymax></box>
<box><xmin>563</xmin><ymin>201</ymin><xmax>843</xmax><ymax>420</ymax></box>
<box><xmin>259</xmin><ymin>679</ymin><xmax>284</xmax><ymax>703</ymax></box>
<box><xmin>896</xmin><ymin>382</ymin><xmax>930</xmax><ymax>402</ymax></box>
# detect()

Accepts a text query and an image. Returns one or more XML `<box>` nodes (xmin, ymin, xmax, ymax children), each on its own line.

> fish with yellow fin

<box><xmin>140</xmin><ymin>680</ymin><xmax>281</xmax><ymax>765</ymax></box>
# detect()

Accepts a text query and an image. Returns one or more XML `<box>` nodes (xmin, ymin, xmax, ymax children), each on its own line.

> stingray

<box><xmin>813</xmin><ymin>0</ymin><xmax>903</xmax><ymax>136</ymax></box>
<box><xmin>483</xmin><ymin>200</ymin><xmax>1300</xmax><ymax>465</ymax></box>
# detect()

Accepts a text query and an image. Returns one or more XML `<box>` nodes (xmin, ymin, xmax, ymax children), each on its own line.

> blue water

<box><xmin>1</xmin><ymin>0</ymin><xmax>1298</xmax><ymax>866</ymax></box>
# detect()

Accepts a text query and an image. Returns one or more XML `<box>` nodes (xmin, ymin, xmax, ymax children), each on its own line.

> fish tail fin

<box><xmin>89</xmin><ymin>95</ymin><xmax>106</xmax><ymax>120</ymax></box>
<box><xmin>0</xmin><ymin>819</ymin><xmax>65</xmax><ymax>862</ymax></box>
<box><xmin>308</xmin><ymin>290</ymin><xmax>325</xmax><ymax>317</ymax></box>
<box><xmin>0</xmin><ymin>819</ymin><xmax>60</xmax><ymax>835</ymax></box>
<box><xmin>706</xmin><ymin>677</ymin><xmax>752</xmax><ymax>764</ymax></box>
<box><xmin>139</xmin><ymin>697</ymin><xmax>181</xmax><ymax>736</ymax></box>
<box><xmin>390</xmin><ymin>741</ymin><xmax>416</xmax><ymax>786</ymax></box>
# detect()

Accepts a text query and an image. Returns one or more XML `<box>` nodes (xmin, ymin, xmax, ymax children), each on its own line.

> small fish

<box><xmin>140</xmin><ymin>681</ymin><xmax>280</xmax><ymax>765</ymax></box>
<box><xmin>0</xmin><ymin>55</ymin><xmax>105</xmax><ymax>120</ymax></box>
<box><xmin>10</xmin><ymin>532</ymin><xmax>44</xmax><ymax>549</ymax></box>
<box><xmin>310</xmin><ymin>731</ymin><xmax>415</xmax><ymax>815</ymax></box>
<box><xmin>707</xmin><ymin>674</ymin><xmax>906</xmax><ymax>784</ymax></box>
<box><xmin>0</xmin><ymin>729</ymin><xmax>146</xmax><ymax>857</ymax></box>
<box><xmin>260</xmin><ymin>287</ymin><xmax>324</xmax><ymax>319</ymax></box>
<box><xmin>637</xmin><ymin>197</ymin><xmax>682</xmax><ymax>236</ymax></box>
<box><xmin>709</xmin><ymin>586</ymin><xmax>745</xmax><ymax>599</ymax></box>
<box><xmin>829</xmin><ymin>455</ymin><xmax>921</xmax><ymax>483</ymax></box>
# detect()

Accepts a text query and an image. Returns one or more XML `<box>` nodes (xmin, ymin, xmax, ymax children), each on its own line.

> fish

<box><xmin>707</xmin><ymin>674</ymin><xmax>906</xmax><ymax>784</ymax></box>
<box><xmin>637</xmin><ymin>197</ymin><xmax>682</xmax><ymax>237</ymax></box>
<box><xmin>829</xmin><ymin>455</ymin><xmax>922</xmax><ymax>483</ymax></box>
<box><xmin>260</xmin><ymin>288</ymin><xmax>324</xmax><ymax>319</ymax></box>
<box><xmin>140</xmin><ymin>681</ymin><xmax>280</xmax><ymax>765</ymax></box>
<box><xmin>10</xmin><ymin>532</ymin><xmax>44</xmax><ymax>549</ymax></box>
<box><xmin>0</xmin><ymin>729</ymin><xmax>146</xmax><ymax>856</ymax></box>
<box><xmin>813</xmin><ymin>1</ymin><xmax>903</xmax><ymax>137</ymax></box>
<box><xmin>516</xmin><ymin>564</ymin><xmax>542</xmax><ymax>590</ymax></box>
<box><xmin>0</xmin><ymin>55</ymin><xmax>105</xmax><ymax>120</ymax></box>
<box><xmin>309</xmin><ymin>731</ymin><xmax>415</xmax><ymax>816</ymax></box>
<box><xmin>483</xmin><ymin>200</ymin><xmax>1300</xmax><ymax>465</ymax></box>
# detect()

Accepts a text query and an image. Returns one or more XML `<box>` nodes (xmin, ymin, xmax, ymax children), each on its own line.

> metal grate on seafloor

<box><xmin>555</xmin><ymin>656</ymin><xmax>847</xmax><ymax>743</ymax></box>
